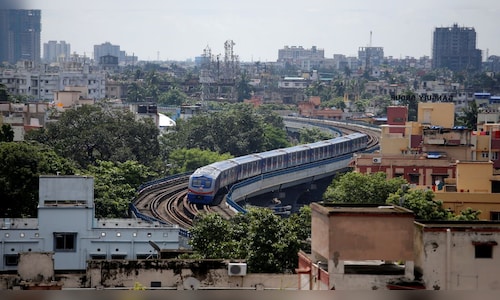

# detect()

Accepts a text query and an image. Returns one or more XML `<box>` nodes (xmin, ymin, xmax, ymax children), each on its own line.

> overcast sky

<box><xmin>22</xmin><ymin>0</ymin><xmax>500</xmax><ymax>62</ymax></box>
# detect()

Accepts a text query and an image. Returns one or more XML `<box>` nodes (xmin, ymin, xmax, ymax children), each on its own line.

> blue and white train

<box><xmin>187</xmin><ymin>133</ymin><xmax>368</xmax><ymax>204</ymax></box>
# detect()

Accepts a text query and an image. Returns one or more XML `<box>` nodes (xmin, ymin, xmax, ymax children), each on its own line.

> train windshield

<box><xmin>191</xmin><ymin>178</ymin><xmax>212</xmax><ymax>188</ymax></box>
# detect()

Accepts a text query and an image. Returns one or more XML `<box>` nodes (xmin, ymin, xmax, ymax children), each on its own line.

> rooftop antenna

<box><xmin>369</xmin><ymin>31</ymin><xmax>372</xmax><ymax>47</ymax></box>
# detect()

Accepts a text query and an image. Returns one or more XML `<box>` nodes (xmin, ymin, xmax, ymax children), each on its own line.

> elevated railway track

<box><xmin>131</xmin><ymin>117</ymin><xmax>380</xmax><ymax>230</ymax></box>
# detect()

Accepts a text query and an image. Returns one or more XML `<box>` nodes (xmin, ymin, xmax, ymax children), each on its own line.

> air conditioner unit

<box><xmin>372</xmin><ymin>157</ymin><xmax>382</xmax><ymax>163</ymax></box>
<box><xmin>228</xmin><ymin>262</ymin><xmax>247</xmax><ymax>276</ymax></box>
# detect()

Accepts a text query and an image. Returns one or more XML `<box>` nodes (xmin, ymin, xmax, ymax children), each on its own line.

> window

<box><xmin>409</xmin><ymin>173</ymin><xmax>420</xmax><ymax>184</ymax></box>
<box><xmin>4</xmin><ymin>254</ymin><xmax>19</xmax><ymax>266</ymax></box>
<box><xmin>53</xmin><ymin>232</ymin><xmax>77</xmax><ymax>252</ymax></box>
<box><xmin>111</xmin><ymin>254</ymin><xmax>127</xmax><ymax>259</ymax></box>
<box><xmin>491</xmin><ymin>212</ymin><xmax>500</xmax><ymax>221</ymax></box>
<box><xmin>475</xmin><ymin>244</ymin><xmax>493</xmax><ymax>258</ymax></box>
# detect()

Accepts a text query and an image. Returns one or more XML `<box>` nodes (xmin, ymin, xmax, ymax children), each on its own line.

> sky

<box><xmin>12</xmin><ymin>0</ymin><xmax>500</xmax><ymax>62</ymax></box>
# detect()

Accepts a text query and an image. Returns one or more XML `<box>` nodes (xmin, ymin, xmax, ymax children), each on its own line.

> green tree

<box><xmin>456</xmin><ymin>101</ymin><xmax>478</xmax><ymax>130</ymax></box>
<box><xmin>323</xmin><ymin>172</ymin><xmax>407</xmax><ymax>204</ymax></box>
<box><xmin>0</xmin><ymin>124</ymin><xmax>14</xmax><ymax>142</ymax></box>
<box><xmin>167</xmin><ymin>148</ymin><xmax>233</xmax><ymax>174</ymax></box>
<box><xmin>262</xmin><ymin>124</ymin><xmax>290</xmax><ymax>150</ymax></box>
<box><xmin>189</xmin><ymin>213</ymin><xmax>239</xmax><ymax>259</ymax></box>
<box><xmin>189</xmin><ymin>206</ymin><xmax>311</xmax><ymax>273</ymax></box>
<box><xmin>164</xmin><ymin>105</ymin><xmax>284</xmax><ymax>157</ymax></box>
<box><xmin>298</xmin><ymin>127</ymin><xmax>334</xmax><ymax>144</ymax></box>
<box><xmin>26</xmin><ymin>104</ymin><xmax>161</xmax><ymax>169</ymax></box>
<box><xmin>0</xmin><ymin>142</ymin><xmax>78</xmax><ymax>217</ymax></box>
<box><xmin>237</xmin><ymin>72</ymin><xmax>253</xmax><ymax>101</ymax></box>
<box><xmin>387</xmin><ymin>188</ymin><xmax>481</xmax><ymax>221</ymax></box>
<box><xmin>387</xmin><ymin>189</ymin><xmax>452</xmax><ymax>220</ymax></box>
<box><xmin>158</xmin><ymin>88</ymin><xmax>188</xmax><ymax>106</ymax></box>
<box><xmin>87</xmin><ymin>160</ymin><xmax>158</xmax><ymax>218</ymax></box>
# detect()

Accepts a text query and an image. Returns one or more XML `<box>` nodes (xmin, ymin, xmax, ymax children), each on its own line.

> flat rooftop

<box><xmin>312</xmin><ymin>202</ymin><xmax>414</xmax><ymax>216</ymax></box>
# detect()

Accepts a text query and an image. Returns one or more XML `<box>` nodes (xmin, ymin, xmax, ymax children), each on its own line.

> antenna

<box><xmin>369</xmin><ymin>31</ymin><xmax>372</xmax><ymax>47</ymax></box>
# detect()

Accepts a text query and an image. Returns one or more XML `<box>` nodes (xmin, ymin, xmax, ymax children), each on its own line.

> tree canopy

<box><xmin>87</xmin><ymin>160</ymin><xmax>158</xmax><ymax>218</ymax></box>
<box><xmin>324</xmin><ymin>171</ymin><xmax>480</xmax><ymax>221</ymax></box>
<box><xmin>26</xmin><ymin>104</ymin><xmax>161</xmax><ymax>169</ymax></box>
<box><xmin>298</xmin><ymin>127</ymin><xmax>334</xmax><ymax>144</ymax></box>
<box><xmin>162</xmin><ymin>105</ymin><xmax>289</xmax><ymax>157</ymax></box>
<box><xmin>167</xmin><ymin>148</ymin><xmax>233</xmax><ymax>174</ymax></box>
<box><xmin>323</xmin><ymin>172</ymin><xmax>407</xmax><ymax>204</ymax></box>
<box><xmin>0</xmin><ymin>142</ymin><xmax>78</xmax><ymax>217</ymax></box>
<box><xmin>189</xmin><ymin>206</ymin><xmax>311</xmax><ymax>273</ymax></box>
<box><xmin>387</xmin><ymin>188</ymin><xmax>480</xmax><ymax>221</ymax></box>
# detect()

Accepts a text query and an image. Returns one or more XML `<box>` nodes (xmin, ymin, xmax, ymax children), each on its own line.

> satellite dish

<box><xmin>183</xmin><ymin>277</ymin><xmax>201</xmax><ymax>290</ymax></box>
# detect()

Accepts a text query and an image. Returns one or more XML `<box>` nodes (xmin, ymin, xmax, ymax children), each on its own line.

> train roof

<box><xmin>230</xmin><ymin>154</ymin><xmax>261</xmax><ymax>164</ymax></box>
<box><xmin>257</xmin><ymin>148</ymin><xmax>288</xmax><ymax>159</ymax></box>
<box><xmin>283</xmin><ymin>144</ymin><xmax>312</xmax><ymax>153</ymax></box>
<box><xmin>211</xmin><ymin>160</ymin><xmax>238</xmax><ymax>170</ymax></box>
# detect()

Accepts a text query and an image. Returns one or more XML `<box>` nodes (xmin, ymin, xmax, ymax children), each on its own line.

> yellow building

<box><xmin>435</xmin><ymin>161</ymin><xmax>500</xmax><ymax>220</ymax></box>
<box><xmin>417</xmin><ymin>102</ymin><xmax>455</xmax><ymax>128</ymax></box>
<box><xmin>359</xmin><ymin>102</ymin><xmax>500</xmax><ymax>220</ymax></box>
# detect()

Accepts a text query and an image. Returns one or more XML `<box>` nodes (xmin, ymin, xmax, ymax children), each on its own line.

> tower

<box><xmin>0</xmin><ymin>9</ymin><xmax>41</xmax><ymax>64</ymax></box>
<box><xmin>432</xmin><ymin>24</ymin><xmax>482</xmax><ymax>72</ymax></box>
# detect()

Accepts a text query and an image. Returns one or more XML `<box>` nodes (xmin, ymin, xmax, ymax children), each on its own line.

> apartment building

<box><xmin>0</xmin><ymin>65</ymin><xmax>106</xmax><ymax>101</ymax></box>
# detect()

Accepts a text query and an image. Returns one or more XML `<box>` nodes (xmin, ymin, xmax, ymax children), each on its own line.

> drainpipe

<box><xmin>446</xmin><ymin>228</ymin><xmax>451</xmax><ymax>290</ymax></box>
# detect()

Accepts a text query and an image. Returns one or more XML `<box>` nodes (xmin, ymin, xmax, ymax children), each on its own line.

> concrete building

<box><xmin>93</xmin><ymin>42</ymin><xmax>120</xmax><ymax>64</ymax></box>
<box><xmin>0</xmin><ymin>101</ymin><xmax>48</xmax><ymax>141</ymax></box>
<box><xmin>0</xmin><ymin>65</ymin><xmax>106</xmax><ymax>101</ymax></box>
<box><xmin>277</xmin><ymin>46</ymin><xmax>325</xmax><ymax>71</ymax></box>
<box><xmin>0</xmin><ymin>175</ymin><xmax>181</xmax><ymax>271</ymax></box>
<box><xmin>43</xmin><ymin>41</ymin><xmax>71</xmax><ymax>64</ymax></box>
<box><xmin>298</xmin><ymin>203</ymin><xmax>417</xmax><ymax>290</ymax></box>
<box><xmin>358</xmin><ymin>47</ymin><xmax>384</xmax><ymax>70</ymax></box>
<box><xmin>0</xmin><ymin>9</ymin><xmax>41</xmax><ymax>65</ymax></box>
<box><xmin>432</xmin><ymin>24</ymin><xmax>482</xmax><ymax>72</ymax></box>
<box><xmin>299</xmin><ymin>202</ymin><xmax>500</xmax><ymax>290</ymax></box>
<box><xmin>354</xmin><ymin>102</ymin><xmax>500</xmax><ymax>220</ymax></box>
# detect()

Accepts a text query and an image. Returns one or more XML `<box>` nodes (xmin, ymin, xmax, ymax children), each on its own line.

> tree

<box><xmin>236</xmin><ymin>72</ymin><xmax>253</xmax><ymax>101</ymax></box>
<box><xmin>163</xmin><ymin>105</ymin><xmax>286</xmax><ymax>157</ymax></box>
<box><xmin>189</xmin><ymin>213</ymin><xmax>239</xmax><ymax>259</ymax></box>
<box><xmin>323</xmin><ymin>172</ymin><xmax>407</xmax><ymax>204</ymax></box>
<box><xmin>87</xmin><ymin>160</ymin><xmax>158</xmax><ymax>218</ymax></box>
<box><xmin>0</xmin><ymin>124</ymin><xmax>14</xmax><ymax>142</ymax></box>
<box><xmin>167</xmin><ymin>148</ymin><xmax>233</xmax><ymax>174</ymax></box>
<box><xmin>0</xmin><ymin>142</ymin><xmax>78</xmax><ymax>217</ymax></box>
<box><xmin>387</xmin><ymin>188</ymin><xmax>481</xmax><ymax>221</ymax></box>
<box><xmin>298</xmin><ymin>127</ymin><xmax>334</xmax><ymax>144</ymax></box>
<box><xmin>26</xmin><ymin>104</ymin><xmax>161</xmax><ymax>169</ymax></box>
<box><xmin>456</xmin><ymin>101</ymin><xmax>478</xmax><ymax>130</ymax></box>
<box><xmin>387</xmin><ymin>189</ymin><xmax>452</xmax><ymax>220</ymax></box>
<box><xmin>189</xmin><ymin>206</ymin><xmax>311</xmax><ymax>273</ymax></box>
<box><xmin>158</xmin><ymin>88</ymin><xmax>188</xmax><ymax>106</ymax></box>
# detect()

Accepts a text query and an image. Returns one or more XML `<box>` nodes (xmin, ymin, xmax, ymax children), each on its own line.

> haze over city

<box><xmin>12</xmin><ymin>0</ymin><xmax>500</xmax><ymax>62</ymax></box>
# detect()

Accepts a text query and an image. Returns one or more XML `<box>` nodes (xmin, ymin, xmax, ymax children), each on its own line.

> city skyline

<box><xmin>8</xmin><ymin>0</ymin><xmax>500</xmax><ymax>62</ymax></box>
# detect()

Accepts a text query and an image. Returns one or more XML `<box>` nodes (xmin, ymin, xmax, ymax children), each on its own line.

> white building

<box><xmin>43</xmin><ymin>41</ymin><xmax>71</xmax><ymax>63</ymax></box>
<box><xmin>0</xmin><ymin>65</ymin><xmax>106</xmax><ymax>101</ymax></box>
<box><xmin>0</xmin><ymin>175</ymin><xmax>181</xmax><ymax>271</ymax></box>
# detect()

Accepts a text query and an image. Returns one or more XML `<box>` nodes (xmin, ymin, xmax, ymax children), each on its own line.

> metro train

<box><xmin>187</xmin><ymin>132</ymin><xmax>368</xmax><ymax>205</ymax></box>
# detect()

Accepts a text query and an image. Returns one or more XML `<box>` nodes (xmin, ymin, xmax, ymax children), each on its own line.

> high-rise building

<box><xmin>358</xmin><ymin>47</ymin><xmax>384</xmax><ymax>70</ymax></box>
<box><xmin>432</xmin><ymin>24</ymin><xmax>482</xmax><ymax>72</ymax></box>
<box><xmin>43</xmin><ymin>40</ymin><xmax>71</xmax><ymax>63</ymax></box>
<box><xmin>0</xmin><ymin>9</ymin><xmax>41</xmax><ymax>64</ymax></box>
<box><xmin>94</xmin><ymin>42</ymin><xmax>120</xmax><ymax>63</ymax></box>
<box><xmin>277</xmin><ymin>45</ymin><xmax>324</xmax><ymax>71</ymax></box>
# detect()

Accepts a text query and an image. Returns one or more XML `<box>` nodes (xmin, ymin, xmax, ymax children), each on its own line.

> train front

<box><xmin>187</xmin><ymin>174</ymin><xmax>215</xmax><ymax>204</ymax></box>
